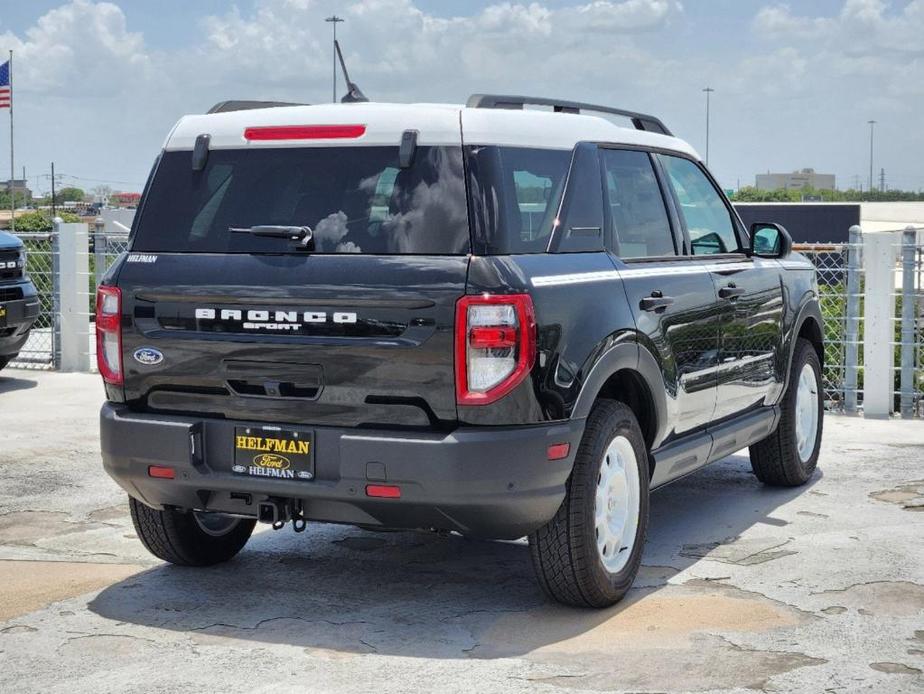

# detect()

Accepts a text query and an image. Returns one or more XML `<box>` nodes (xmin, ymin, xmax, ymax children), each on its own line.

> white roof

<box><xmin>164</xmin><ymin>101</ymin><xmax>699</xmax><ymax>159</ymax></box>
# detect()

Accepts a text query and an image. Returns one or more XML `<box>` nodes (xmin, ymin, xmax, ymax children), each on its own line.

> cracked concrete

<box><xmin>1</xmin><ymin>371</ymin><xmax>924</xmax><ymax>693</ymax></box>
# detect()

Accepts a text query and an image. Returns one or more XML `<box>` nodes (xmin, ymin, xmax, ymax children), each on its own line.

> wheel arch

<box><xmin>572</xmin><ymin>341</ymin><xmax>668</xmax><ymax>455</ymax></box>
<box><xmin>782</xmin><ymin>298</ymin><xmax>824</xmax><ymax>398</ymax></box>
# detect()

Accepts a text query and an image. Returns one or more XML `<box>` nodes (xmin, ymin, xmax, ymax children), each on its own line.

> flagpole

<box><xmin>8</xmin><ymin>50</ymin><xmax>13</xmax><ymax>233</ymax></box>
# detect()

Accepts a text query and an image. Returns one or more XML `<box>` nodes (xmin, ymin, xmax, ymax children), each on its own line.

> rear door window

<box><xmin>132</xmin><ymin>146</ymin><xmax>470</xmax><ymax>255</ymax></box>
<box><xmin>601</xmin><ymin>149</ymin><xmax>675</xmax><ymax>258</ymax></box>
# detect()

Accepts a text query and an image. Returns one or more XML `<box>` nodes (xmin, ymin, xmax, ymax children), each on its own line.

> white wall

<box><xmin>860</xmin><ymin>202</ymin><xmax>924</xmax><ymax>232</ymax></box>
<box><xmin>100</xmin><ymin>208</ymin><xmax>135</xmax><ymax>235</ymax></box>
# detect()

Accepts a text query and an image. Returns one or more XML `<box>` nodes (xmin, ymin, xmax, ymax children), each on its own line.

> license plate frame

<box><xmin>232</xmin><ymin>426</ymin><xmax>315</xmax><ymax>481</ymax></box>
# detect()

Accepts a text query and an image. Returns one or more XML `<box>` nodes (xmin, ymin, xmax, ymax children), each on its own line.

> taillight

<box><xmin>96</xmin><ymin>285</ymin><xmax>123</xmax><ymax>386</ymax></box>
<box><xmin>455</xmin><ymin>294</ymin><xmax>536</xmax><ymax>405</ymax></box>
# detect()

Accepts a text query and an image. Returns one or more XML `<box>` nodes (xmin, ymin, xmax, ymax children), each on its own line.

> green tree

<box><xmin>1</xmin><ymin>210</ymin><xmax>81</xmax><ymax>231</ymax></box>
<box><xmin>55</xmin><ymin>187</ymin><xmax>86</xmax><ymax>203</ymax></box>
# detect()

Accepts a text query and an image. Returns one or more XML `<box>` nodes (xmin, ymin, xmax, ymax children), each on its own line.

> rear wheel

<box><xmin>528</xmin><ymin>400</ymin><xmax>649</xmax><ymax>608</ymax></box>
<box><xmin>129</xmin><ymin>497</ymin><xmax>256</xmax><ymax>566</ymax></box>
<box><xmin>749</xmin><ymin>338</ymin><xmax>823</xmax><ymax>486</ymax></box>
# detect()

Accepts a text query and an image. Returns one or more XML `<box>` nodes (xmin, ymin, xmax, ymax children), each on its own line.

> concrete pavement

<box><xmin>0</xmin><ymin>370</ymin><xmax>922</xmax><ymax>693</ymax></box>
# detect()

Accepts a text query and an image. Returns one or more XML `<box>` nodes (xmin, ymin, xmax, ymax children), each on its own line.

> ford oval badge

<box><xmin>133</xmin><ymin>347</ymin><xmax>164</xmax><ymax>366</ymax></box>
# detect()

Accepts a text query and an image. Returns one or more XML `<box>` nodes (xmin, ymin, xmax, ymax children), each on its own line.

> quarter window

<box><xmin>601</xmin><ymin>149</ymin><xmax>675</xmax><ymax>258</ymax></box>
<box><xmin>660</xmin><ymin>155</ymin><xmax>739</xmax><ymax>255</ymax></box>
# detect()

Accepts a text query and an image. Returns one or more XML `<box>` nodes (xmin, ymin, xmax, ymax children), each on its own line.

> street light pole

<box><xmin>703</xmin><ymin>87</ymin><xmax>714</xmax><ymax>166</ymax></box>
<box><xmin>325</xmin><ymin>15</ymin><xmax>344</xmax><ymax>103</ymax></box>
<box><xmin>867</xmin><ymin>120</ymin><xmax>876</xmax><ymax>193</ymax></box>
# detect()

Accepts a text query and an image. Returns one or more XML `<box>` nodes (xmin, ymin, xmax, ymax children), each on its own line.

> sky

<box><xmin>0</xmin><ymin>0</ymin><xmax>921</xmax><ymax>195</ymax></box>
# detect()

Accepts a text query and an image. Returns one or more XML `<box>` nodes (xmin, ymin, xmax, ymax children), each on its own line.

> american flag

<box><xmin>0</xmin><ymin>61</ymin><xmax>10</xmax><ymax>109</ymax></box>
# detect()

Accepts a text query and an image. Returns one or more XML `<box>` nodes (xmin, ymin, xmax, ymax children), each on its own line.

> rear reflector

<box><xmin>148</xmin><ymin>465</ymin><xmax>175</xmax><ymax>480</ymax></box>
<box><xmin>547</xmin><ymin>443</ymin><xmax>571</xmax><ymax>460</ymax></box>
<box><xmin>243</xmin><ymin>124</ymin><xmax>366</xmax><ymax>141</ymax></box>
<box><xmin>365</xmin><ymin>484</ymin><xmax>401</xmax><ymax>499</ymax></box>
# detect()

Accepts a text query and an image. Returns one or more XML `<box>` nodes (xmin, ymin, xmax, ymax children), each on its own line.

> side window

<box><xmin>601</xmin><ymin>149</ymin><xmax>675</xmax><ymax>258</ymax></box>
<box><xmin>660</xmin><ymin>155</ymin><xmax>740</xmax><ymax>255</ymax></box>
<box><xmin>512</xmin><ymin>170</ymin><xmax>553</xmax><ymax>240</ymax></box>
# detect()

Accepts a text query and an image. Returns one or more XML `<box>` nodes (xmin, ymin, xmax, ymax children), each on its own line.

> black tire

<box><xmin>129</xmin><ymin>497</ymin><xmax>256</xmax><ymax>566</ymax></box>
<box><xmin>528</xmin><ymin>400</ymin><xmax>650</xmax><ymax>608</ymax></box>
<box><xmin>0</xmin><ymin>356</ymin><xmax>10</xmax><ymax>372</ymax></box>
<box><xmin>749</xmin><ymin>338</ymin><xmax>823</xmax><ymax>486</ymax></box>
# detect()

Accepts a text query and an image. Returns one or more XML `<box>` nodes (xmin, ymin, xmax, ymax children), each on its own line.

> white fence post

<box><xmin>862</xmin><ymin>231</ymin><xmax>897</xmax><ymax>417</ymax></box>
<box><xmin>900</xmin><ymin>227</ymin><xmax>917</xmax><ymax>418</ymax></box>
<box><xmin>55</xmin><ymin>220</ymin><xmax>91</xmax><ymax>372</ymax></box>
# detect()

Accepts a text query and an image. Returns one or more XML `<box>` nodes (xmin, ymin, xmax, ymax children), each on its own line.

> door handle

<box><xmin>719</xmin><ymin>283</ymin><xmax>746</xmax><ymax>300</ymax></box>
<box><xmin>639</xmin><ymin>292</ymin><xmax>675</xmax><ymax>312</ymax></box>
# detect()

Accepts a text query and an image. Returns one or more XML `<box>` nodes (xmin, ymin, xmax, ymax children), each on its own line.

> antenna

<box><xmin>334</xmin><ymin>40</ymin><xmax>368</xmax><ymax>103</ymax></box>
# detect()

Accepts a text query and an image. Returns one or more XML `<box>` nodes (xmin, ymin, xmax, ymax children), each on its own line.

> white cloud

<box><xmin>3</xmin><ymin>0</ymin><xmax>924</xmax><ymax>193</ymax></box>
<box><xmin>0</xmin><ymin>0</ymin><xmax>149</xmax><ymax>96</ymax></box>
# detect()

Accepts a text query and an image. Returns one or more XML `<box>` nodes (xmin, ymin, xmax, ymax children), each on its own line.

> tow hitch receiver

<box><xmin>258</xmin><ymin>499</ymin><xmax>307</xmax><ymax>532</ymax></box>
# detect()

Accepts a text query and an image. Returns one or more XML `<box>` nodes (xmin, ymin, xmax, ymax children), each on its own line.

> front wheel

<box><xmin>0</xmin><ymin>356</ymin><xmax>10</xmax><ymax>372</ymax></box>
<box><xmin>129</xmin><ymin>497</ymin><xmax>256</xmax><ymax>566</ymax></box>
<box><xmin>750</xmin><ymin>338</ymin><xmax>823</xmax><ymax>486</ymax></box>
<box><xmin>528</xmin><ymin>400</ymin><xmax>649</xmax><ymax>608</ymax></box>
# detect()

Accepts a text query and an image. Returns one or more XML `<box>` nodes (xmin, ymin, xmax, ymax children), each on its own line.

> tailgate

<box><xmin>118</xmin><ymin>253</ymin><xmax>468</xmax><ymax>427</ymax></box>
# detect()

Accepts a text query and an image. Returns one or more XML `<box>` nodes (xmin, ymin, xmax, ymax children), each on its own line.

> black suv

<box><xmin>98</xmin><ymin>96</ymin><xmax>823</xmax><ymax>607</ymax></box>
<box><xmin>0</xmin><ymin>229</ymin><xmax>39</xmax><ymax>371</ymax></box>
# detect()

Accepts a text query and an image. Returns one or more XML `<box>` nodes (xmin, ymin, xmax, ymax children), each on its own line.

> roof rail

<box><xmin>465</xmin><ymin>94</ymin><xmax>672</xmax><ymax>136</ymax></box>
<box><xmin>207</xmin><ymin>100</ymin><xmax>307</xmax><ymax>114</ymax></box>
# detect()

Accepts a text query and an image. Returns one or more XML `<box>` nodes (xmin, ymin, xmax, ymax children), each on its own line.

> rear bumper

<box><xmin>100</xmin><ymin>403</ymin><xmax>585</xmax><ymax>539</ymax></box>
<box><xmin>0</xmin><ymin>281</ymin><xmax>40</xmax><ymax>357</ymax></box>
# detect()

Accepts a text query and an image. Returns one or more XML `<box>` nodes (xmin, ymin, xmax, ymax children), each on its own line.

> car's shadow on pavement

<box><xmin>0</xmin><ymin>375</ymin><xmax>38</xmax><ymax>394</ymax></box>
<box><xmin>88</xmin><ymin>453</ymin><xmax>820</xmax><ymax>659</ymax></box>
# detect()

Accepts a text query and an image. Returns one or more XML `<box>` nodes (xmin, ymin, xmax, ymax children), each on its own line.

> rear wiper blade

<box><xmin>229</xmin><ymin>225</ymin><xmax>315</xmax><ymax>251</ymax></box>
<box><xmin>229</xmin><ymin>225</ymin><xmax>312</xmax><ymax>241</ymax></box>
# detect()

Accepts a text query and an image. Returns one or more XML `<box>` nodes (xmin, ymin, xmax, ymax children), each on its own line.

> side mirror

<box><xmin>749</xmin><ymin>222</ymin><xmax>793</xmax><ymax>258</ymax></box>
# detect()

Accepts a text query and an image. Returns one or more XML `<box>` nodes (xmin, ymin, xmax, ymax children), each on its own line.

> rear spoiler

<box><xmin>207</xmin><ymin>100</ymin><xmax>307</xmax><ymax>114</ymax></box>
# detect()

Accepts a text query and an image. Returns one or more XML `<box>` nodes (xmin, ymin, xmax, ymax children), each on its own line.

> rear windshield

<box><xmin>132</xmin><ymin>146</ymin><xmax>470</xmax><ymax>255</ymax></box>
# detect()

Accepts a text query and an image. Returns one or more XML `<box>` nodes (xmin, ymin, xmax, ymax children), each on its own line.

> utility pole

<box><xmin>325</xmin><ymin>15</ymin><xmax>344</xmax><ymax>103</ymax></box>
<box><xmin>702</xmin><ymin>87</ymin><xmax>714</xmax><ymax>166</ymax></box>
<box><xmin>50</xmin><ymin>162</ymin><xmax>56</xmax><ymax>219</ymax></box>
<box><xmin>879</xmin><ymin>167</ymin><xmax>886</xmax><ymax>193</ymax></box>
<box><xmin>867</xmin><ymin>120</ymin><xmax>876</xmax><ymax>193</ymax></box>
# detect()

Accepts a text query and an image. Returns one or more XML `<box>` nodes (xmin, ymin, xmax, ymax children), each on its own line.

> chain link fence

<box><xmin>894</xmin><ymin>230</ymin><xmax>924</xmax><ymax>418</ymax></box>
<box><xmin>10</xmin><ymin>233</ymin><xmax>56</xmax><ymax>368</ymax></box>
<box><xmin>5</xmin><ymin>221</ymin><xmax>923</xmax><ymax>418</ymax></box>
<box><xmin>9</xmin><ymin>224</ymin><xmax>129</xmax><ymax>370</ymax></box>
<box><xmin>794</xmin><ymin>237</ymin><xmax>864</xmax><ymax>412</ymax></box>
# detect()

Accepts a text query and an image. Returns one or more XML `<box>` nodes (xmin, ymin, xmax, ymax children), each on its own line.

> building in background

<box><xmin>110</xmin><ymin>192</ymin><xmax>141</xmax><ymax>208</ymax></box>
<box><xmin>756</xmin><ymin>168</ymin><xmax>835</xmax><ymax>192</ymax></box>
<box><xmin>3</xmin><ymin>178</ymin><xmax>32</xmax><ymax>202</ymax></box>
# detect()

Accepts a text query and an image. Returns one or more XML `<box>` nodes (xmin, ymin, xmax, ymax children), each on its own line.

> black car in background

<box><xmin>0</xmin><ymin>229</ymin><xmax>39</xmax><ymax>371</ymax></box>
